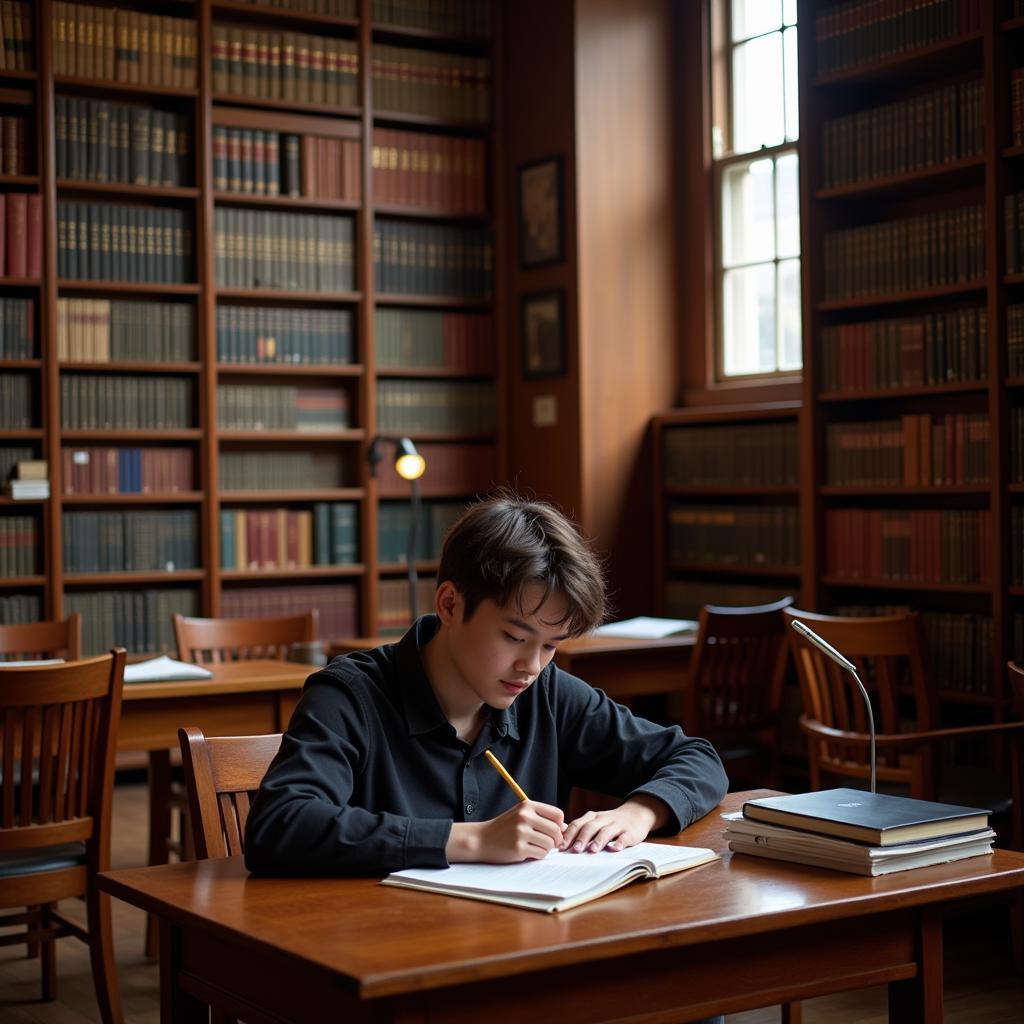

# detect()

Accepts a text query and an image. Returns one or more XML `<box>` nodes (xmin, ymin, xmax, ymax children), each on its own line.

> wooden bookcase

<box><xmin>0</xmin><ymin>0</ymin><xmax>504</xmax><ymax>651</ymax></box>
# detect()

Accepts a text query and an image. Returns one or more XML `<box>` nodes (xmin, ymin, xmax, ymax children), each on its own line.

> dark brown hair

<box><xmin>436</xmin><ymin>491</ymin><xmax>606</xmax><ymax>636</ymax></box>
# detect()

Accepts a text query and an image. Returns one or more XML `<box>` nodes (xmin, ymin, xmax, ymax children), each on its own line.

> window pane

<box><xmin>732</xmin><ymin>0</ymin><xmax>780</xmax><ymax>41</ymax></box>
<box><xmin>722</xmin><ymin>158</ymin><xmax>775</xmax><ymax>266</ymax></box>
<box><xmin>723</xmin><ymin>263</ymin><xmax>776</xmax><ymax>376</ymax></box>
<box><xmin>782</xmin><ymin>0</ymin><xmax>797</xmax><ymax>26</ymax></box>
<box><xmin>784</xmin><ymin>26</ymin><xmax>799</xmax><ymax>141</ymax></box>
<box><xmin>777</xmin><ymin>259</ymin><xmax>802</xmax><ymax>371</ymax></box>
<box><xmin>776</xmin><ymin>152</ymin><xmax>800</xmax><ymax>258</ymax></box>
<box><xmin>733</xmin><ymin>35</ymin><xmax>785</xmax><ymax>152</ymax></box>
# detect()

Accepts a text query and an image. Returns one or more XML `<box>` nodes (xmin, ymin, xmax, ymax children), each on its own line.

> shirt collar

<box><xmin>396</xmin><ymin>615</ymin><xmax>520</xmax><ymax>742</ymax></box>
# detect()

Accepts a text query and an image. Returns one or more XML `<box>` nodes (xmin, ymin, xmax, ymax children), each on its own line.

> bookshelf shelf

<box><xmin>0</xmin><ymin>71</ymin><xmax>37</xmax><ymax>83</ymax></box>
<box><xmin>0</xmin><ymin>497</ymin><xmax>47</xmax><ymax>507</ymax></box>
<box><xmin>215</xmin><ymin>363</ymin><xmax>363</xmax><ymax>377</ymax></box>
<box><xmin>372</xmin><ymin>111</ymin><xmax>489</xmax><ymax>133</ymax></box>
<box><xmin>0</xmin><ymin>278</ymin><xmax>40</xmax><ymax>287</ymax></box>
<box><xmin>63</xmin><ymin>571</ymin><xmax>207</xmax><ymax>585</ymax></box>
<box><xmin>813</xmin><ymin>32</ymin><xmax>982</xmax><ymax>87</ymax></box>
<box><xmin>814</xmin><ymin>157</ymin><xmax>986</xmax><ymax>201</ymax></box>
<box><xmin>379</xmin><ymin>560</ymin><xmax>441</xmax><ymax>575</ymax></box>
<box><xmin>0</xmin><ymin>86</ymin><xmax>33</xmax><ymax>105</ymax></box>
<box><xmin>1007</xmin><ymin>483</ymin><xmax>1024</xmax><ymax>493</ymax></box>
<box><xmin>57</xmin><ymin>282</ymin><xmax>202</xmax><ymax>295</ymax></box>
<box><xmin>0</xmin><ymin>359</ymin><xmax>41</xmax><ymax>369</ymax></box>
<box><xmin>56</xmin><ymin>181</ymin><xmax>200</xmax><ymax>200</ymax></box>
<box><xmin>817</xmin><ymin>281</ymin><xmax>986</xmax><ymax>312</ymax></box>
<box><xmin>819</xmin><ymin>382</ymin><xmax>989</xmax><ymax>403</ymax></box>
<box><xmin>219</xmin><ymin>489</ymin><xmax>365</xmax><ymax>502</ymax></box>
<box><xmin>61</xmin><ymin>430</ymin><xmax>203</xmax><ymax>441</ymax></box>
<box><xmin>54</xmin><ymin>77</ymin><xmax>199</xmax><ymax>100</ymax></box>
<box><xmin>373</xmin><ymin>203</ymin><xmax>488</xmax><ymax>224</ymax></box>
<box><xmin>820</xmin><ymin>577</ymin><xmax>992</xmax><ymax>595</ymax></box>
<box><xmin>212</xmin><ymin>192</ymin><xmax>360</xmax><ymax>212</ymax></box>
<box><xmin>0</xmin><ymin>175</ymin><xmax>40</xmax><ymax>186</ymax></box>
<box><xmin>665</xmin><ymin>485</ymin><xmax>800</xmax><ymax>498</ymax></box>
<box><xmin>215</xmin><ymin>288</ymin><xmax>361</xmax><ymax>303</ymax></box>
<box><xmin>0</xmin><ymin>429</ymin><xmax>43</xmax><ymax>439</ymax></box>
<box><xmin>1006</xmin><ymin>274</ymin><xmax>1024</xmax><ymax>286</ymax></box>
<box><xmin>375</xmin><ymin>293</ymin><xmax>490</xmax><ymax>309</ymax></box>
<box><xmin>60</xmin><ymin>493</ymin><xmax>205</xmax><ymax>505</ymax></box>
<box><xmin>0</xmin><ymin>576</ymin><xmax>45</xmax><ymax>588</ymax></box>
<box><xmin>1000</xmin><ymin>16</ymin><xmax>1024</xmax><ymax>32</ymax></box>
<box><xmin>819</xmin><ymin>486</ymin><xmax>991</xmax><ymax>497</ymax></box>
<box><xmin>219</xmin><ymin>566</ymin><xmax>366</xmax><ymax>581</ymax></box>
<box><xmin>216</xmin><ymin>430</ymin><xmax>365</xmax><ymax>442</ymax></box>
<box><xmin>59</xmin><ymin>361</ymin><xmax>202</xmax><ymax>374</ymax></box>
<box><xmin>211</xmin><ymin>1</ymin><xmax>359</xmax><ymax>30</ymax></box>
<box><xmin>1003</xmin><ymin>144</ymin><xmax>1024</xmax><ymax>161</ymax></box>
<box><xmin>372</xmin><ymin>23</ymin><xmax>489</xmax><ymax>49</ymax></box>
<box><xmin>211</xmin><ymin>93</ymin><xmax>360</xmax><ymax>119</ymax></box>
<box><xmin>401</xmin><ymin>431</ymin><xmax>498</xmax><ymax>442</ymax></box>
<box><xmin>376</xmin><ymin>366</ymin><xmax>492</xmax><ymax>380</ymax></box>
<box><xmin>668</xmin><ymin>562</ymin><xmax>801</xmax><ymax>579</ymax></box>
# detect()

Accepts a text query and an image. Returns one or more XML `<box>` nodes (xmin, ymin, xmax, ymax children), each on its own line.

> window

<box><xmin>710</xmin><ymin>0</ymin><xmax>801</xmax><ymax>379</ymax></box>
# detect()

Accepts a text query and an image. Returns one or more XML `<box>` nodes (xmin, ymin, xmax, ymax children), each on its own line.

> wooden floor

<box><xmin>1</xmin><ymin>783</ymin><xmax>1023</xmax><ymax>1023</ymax></box>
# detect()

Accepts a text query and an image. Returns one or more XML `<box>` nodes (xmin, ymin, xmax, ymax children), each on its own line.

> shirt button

<box><xmin>465</xmin><ymin>803</ymin><xmax>475</xmax><ymax>815</ymax></box>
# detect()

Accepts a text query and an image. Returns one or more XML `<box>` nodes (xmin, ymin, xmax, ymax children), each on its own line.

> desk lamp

<box><xmin>367</xmin><ymin>436</ymin><xmax>427</xmax><ymax>622</ymax></box>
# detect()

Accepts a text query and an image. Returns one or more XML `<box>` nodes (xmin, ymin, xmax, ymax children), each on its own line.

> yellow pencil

<box><xmin>484</xmin><ymin>749</ymin><xmax>528</xmax><ymax>802</ymax></box>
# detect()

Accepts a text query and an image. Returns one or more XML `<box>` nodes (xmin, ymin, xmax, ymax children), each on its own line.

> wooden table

<box><xmin>98</xmin><ymin>790</ymin><xmax>1024</xmax><ymax>1023</ymax></box>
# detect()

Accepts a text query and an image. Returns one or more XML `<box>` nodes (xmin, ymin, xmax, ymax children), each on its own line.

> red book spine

<box><xmin>6</xmin><ymin>193</ymin><xmax>27</xmax><ymax>278</ymax></box>
<box><xmin>0</xmin><ymin>194</ymin><xmax>6</xmax><ymax>277</ymax></box>
<box><xmin>27</xmin><ymin>194</ymin><xmax>41</xmax><ymax>279</ymax></box>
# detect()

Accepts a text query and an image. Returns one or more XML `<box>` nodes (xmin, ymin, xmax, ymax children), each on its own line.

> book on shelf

<box><xmin>722</xmin><ymin>812</ymin><xmax>995</xmax><ymax>877</ymax></box>
<box><xmin>382</xmin><ymin>842</ymin><xmax>718</xmax><ymax>913</ymax></box>
<box><xmin>7</xmin><ymin>480</ymin><xmax>48</xmax><ymax>499</ymax></box>
<box><xmin>742</xmin><ymin>789</ymin><xmax>989</xmax><ymax>847</ymax></box>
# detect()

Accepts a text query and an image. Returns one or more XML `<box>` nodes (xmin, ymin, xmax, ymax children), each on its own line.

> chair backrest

<box><xmin>784</xmin><ymin>607</ymin><xmax>934</xmax><ymax>792</ymax></box>
<box><xmin>0</xmin><ymin>651</ymin><xmax>124</xmax><ymax>858</ymax></box>
<box><xmin>684</xmin><ymin>596</ymin><xmax>794</xmax><ymax>738</ymax></box>
<box><xmin>174</xmin><ymin>611</ymin><xmax>317</xmax><ymax>664</ymax></box>
<box><xmin>0</xmin><ymin>614</ymin><xmax>82</xmax><ymax>662</ymax></box>
<box><xmin>178</xmin><ymin>726</ymin><xmax>282</xmax><ymax>859</ymax></box>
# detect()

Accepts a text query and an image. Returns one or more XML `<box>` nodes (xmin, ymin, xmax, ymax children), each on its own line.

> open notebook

<box><xmin>381</xmin><ymin>842</ymin><xmax>717</xmax><ymax>912</ymax></box>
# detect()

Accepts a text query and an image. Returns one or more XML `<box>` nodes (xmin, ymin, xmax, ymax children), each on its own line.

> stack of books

<box><xmin>725</xmin><ymin>789</ymin><xmax>994</xmax><ymax>877</ymax></box>
<box><xmin>6</xmin><ymin>459</ymin><xmax>49</xmax><ymax>499</ymax></box>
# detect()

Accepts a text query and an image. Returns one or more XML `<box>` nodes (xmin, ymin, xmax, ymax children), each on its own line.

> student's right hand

<box><xmin>446</xmin><ymin>801</ymin><xmax>566</xmax><ymax>863</ymax></box>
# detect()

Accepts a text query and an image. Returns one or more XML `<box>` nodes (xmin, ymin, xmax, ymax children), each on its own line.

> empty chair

<box><xmin>173</xmin><ymin>611</ymin><xmax>318</xmax><ymax>664</ymax></box>
<box><xmin>0</xmin><ymin>613</ymin><xmax>81</xmax><ymax>662</ymax></box>
<box><xmin>0</xmin><ymin>651</ymin><xmax>126</xmax><ymax>1023</ymax></box>
<box><xmin>684</xmin><ymin>597</ymin><xmax>794</xmax><ymax>788</ymax></box>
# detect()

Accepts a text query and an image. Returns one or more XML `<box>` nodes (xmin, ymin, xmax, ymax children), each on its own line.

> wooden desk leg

<box><xmin>888</xmin><ymin>907</ymin><xmax>943</xmax><ymax>1023</ymax></box>
<box><xmin>146</xmin><ymin>751</ymin><xmax>173</xmax><ymax>960</ymax></box>
<box><xmin>160</xmin><ymin>921</ymin><xmax>207</xmax><ymax>1024</ymax></box>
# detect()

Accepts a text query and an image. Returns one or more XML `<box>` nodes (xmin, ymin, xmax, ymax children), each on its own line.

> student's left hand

<box><xmin>561</xmin><ymin>795</ymin><xmax>669</xmax><ymax>853</ymax></box>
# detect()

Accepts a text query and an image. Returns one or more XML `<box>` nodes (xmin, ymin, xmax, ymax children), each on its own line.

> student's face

<box><xmin>443</xmin><ymin>582</ymin><xmax>571</xmax><ymax>709</ymax></box>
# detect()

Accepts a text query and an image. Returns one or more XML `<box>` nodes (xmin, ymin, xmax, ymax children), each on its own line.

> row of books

<box><xmin>836</xmin><ymin>604</ymin><xmax>994</xmax><ymax>696</ymax></box>
<box><xmin>0</xmin><ymin>114</ymin><xmax>30</xmax><ymax>175</ymax></box>
<box><xmin>220</xmin><ymin>502</ymin><xmax>358</xmax><ymax>570</ymax></box>
<box><xmin>371</xmin><ymin>0</ymin><xmax>491</xmax><ymax>36</ymax></box>
<box><xmin>1013</xmin><ymin>69</ymin><xmax>1024</xmax><ymax>147</ymax></box>
<box><xmin>0</xmin><ymin>297</ymin><xmax>33</xmax><ymax>359</ymax></box>
<box><xmin>378</xmin><ymin>577</ymin><xmax>437</xmax><ymax>635</ymax></box>
<box><xmin>62</xmin><ymin>510</ymin><xmax>198</xmax><ymax>574</ymax></box>
<box><xmin>0</xmin><ymin>192</ymin><xmax>41</xmax><ymax>279</ymax></box>
<box><xmin>825</xmin><ymin>413</ymin><xmax>990</xmax><ymax>487</ymax></box>
<box><xmin>236</xmin><ymin>0</ymin><xmax>356</xmax><ymax>15</ymax></box>
<box><xmin>211</xmin><ymin>26</ymin><xmax>359</xmax><ymax>108</ymax></box>
<box><xmin>217</xmin><ymin>384</ymin><xmax>350</xmax><ymax>433</ymax></box>
<box><xmin>0</xmin><ymin>515</ymin><xmax>34</xmax><ymax>576</ymax></box>
<box><xmin>214</xmin><ymin>208</ymin><xmax>354</xmax><ymax>293</ymax></box>
<box><xmin>667</xmin><ymin>505</ymin><xmax>800</xmax><ymax>569</ymax></box>
<box><xmin>52</xmin><ymin>4</ymin><xmax>197</xmax><ymax>89</ymax></box>
<box><xmin>1004</xmin><ymin>192</ymin><xmax>1024</xmax><ymax>274</ymax></box>
<box><xmin>221</xmin><ymin>583</ymin><xmax>358</xmax><ymax>643</ymax></box>
<box><xmin>375</xmin><ymin>308</ymin><xmax>494</xmax><ymax>374</ymax></box>
<box><xmin>373</xmin><ymin>129</ymin><xmax>486</xmax><ymax>215</ymax></box>
<box><xmin>213</xmin><ymin>128</ymin><xmax>360</xmax><ymax>202</ymax></box>
<box><xmin>375</xmin><ymin>441</ymin><xmax>496</xmax><ymax>497</ymax></box>
<box><xmin>378</xmin><ymin>500</ymin><xmax>463</xmax><ymax>563</ymax></box>
<box><xmin>219</xmin><ymin>450</ymin><xmax>347</xmax><ymax>492</ymax></box>
<box><xmin>372</xmin><ymin>45</ymin><xmax>490</xmax><ymax>122</ymax></box>
<box><xmin>0</xmin><ymin>445</ymin><xmax>32</xmax><ymax>484</ymax></box>
<box><xmin>66</xmin><ymin>588</ymin><xmax>199</xmax><ymax>657</ymax></box>
<box><xmin>62</xmin><ymin>447</ymin><xmax>195</xmax><ymax>496</ymax></box>
<box><xmin>0</xmin><ymin>592</ymin><xmax>39</xmax><ymax>625</ymax></box>
<box><xmin>55</xmin><ymin>98</ymin><xmax>190</xmax><ymax>189</ymax></box>
<box><xmin>1008</xmin><ymin>508</ymin><xmax>1024</xmax><ymax>584</ymax></box>
<box><xmin>819</xmin><ymin>307</ymin><xmax>987</xmax><ymax>392</ymax></box>
<box><xmin>376</xmin><ymin>379</ymin><xmax>496</xmax><ymax>435</ymax></box>
<box><xmin>374</xmin><ymin>220</ymin><xmax>492</xmax><ymax>298</ymax></box>
<box><xmin>823</xmin><ymin>204</ymin><xmax>985</xmax><ymax>300</ymax></box>
<box><xmin>662</xmin><ymin>422</ymin><xmax>798</xmax><ymax>488</ymax></box>
<box><xmin>814</xmin><ymin>0</ymin><xmax>977</xmax><ymax>77</ymax></box>
<box><xmin>217</xmin><ymin>306</ymin><xmax>354</xmax><ymax>366</ymax></box>
<box><xmin>825</xmin><ymin>508</ymin><xmax>991</xmax><ymax>585</ymax></box>
<box><xmin>0</xmin><ymin>372</ymin><xmax>30</xmax><ymax>429</ymax></box>
<box><xmin>57</xmin><ymin>299</ymin><xmax>195</xmax><ymax>364</ymax></box>
<box><xmin>820</xmin><ymin>80</ymin><xmax>982</xmax><ymax>189</ymax></box>
<box><xmin>0</xmin><ymin>2</ymin><xmax>32</xmax><ymax>71</ymax></box>
<box><xmin>664</xmin><ymin>580</ymin><xmax>796</xmax><ymax>620</ymax></box>
<box><xmin>56</xmin><ymin>202</ymin><xmax>193</xmax><ymax>284</ymax></box>
<box><xmin>61</xmin><ymin>375</ymin><xmax>192</xmax><ymax>431</ymax></box>
<box><xmin>1009</xmin><ymin>305</ymin><xmax>1024</xmax><ymax>376</ymax></box>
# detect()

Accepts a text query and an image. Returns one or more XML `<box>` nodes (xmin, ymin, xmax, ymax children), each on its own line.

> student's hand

<box><xmin>446</xmin><ymin>801</ymin><xmax>566</xmax><ymax>863</ymax></box>
<box><xmin>561</xmin><ymin>795</ymin><xmax>668</xmax><ymax>853</ymax></box>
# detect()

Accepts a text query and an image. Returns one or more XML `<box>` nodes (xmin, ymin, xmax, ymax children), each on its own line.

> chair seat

<box><xmin>0</xmin><ymin>843</ymin><xmax>87</xmax><ymax>878</ymax></box>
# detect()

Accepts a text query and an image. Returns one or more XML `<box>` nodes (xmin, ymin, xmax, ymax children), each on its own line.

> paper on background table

<box><xmin>123</xmin><ymin>655</ymin><xmax>213</xmax><ymax>683</ymax></box>
<box><xmin>0</xmin><ymin>659</ymin><xmax>65</xmax><ymax>667</ymax></box>
<box><xmin>593</xmin><ymin>617</ymin><xmax>699</xmax><ymax>639</ymax></box>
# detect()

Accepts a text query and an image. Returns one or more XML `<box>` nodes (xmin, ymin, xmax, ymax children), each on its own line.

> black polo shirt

<box><xmin>244</xmin><ymin>615</ymin><xmax>728</xmax><ymax>876</ymax></box>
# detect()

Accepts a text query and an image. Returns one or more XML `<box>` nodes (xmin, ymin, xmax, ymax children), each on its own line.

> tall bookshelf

<box><xmin>0</xmin><ymin>0</ymin><xmax>505</xmax><ymax>653</ymax></box>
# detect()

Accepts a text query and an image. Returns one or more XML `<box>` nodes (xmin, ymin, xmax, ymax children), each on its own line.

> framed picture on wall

<box><xmin>517</xmin><ymin>156</ymin><xmax>564</xmax><ymax>268</ymax></box>
<box><xmin>521</xmin><ymin>290</ymin><xmax>565</xmax><ymax>378</ymax></box>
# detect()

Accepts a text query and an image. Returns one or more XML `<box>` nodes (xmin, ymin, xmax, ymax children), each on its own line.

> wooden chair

<box><xmin>684</xmin><ymin>596</ymin><xmax>794</xmax><ymax>788</ymax></box>
<box><xmin>0</xmin><ymin>613</ymin><xmax>81</xmax><ymax>661</ymax></box>
<box><xmin>0</xmin><ymin>650</ymin><xmax>125</xmax><ymax>1023</ymax></box>
<box><xmin>177</xmin><ymin>727</ymin><xmax>283</xmax><ymax>859</ymax></box>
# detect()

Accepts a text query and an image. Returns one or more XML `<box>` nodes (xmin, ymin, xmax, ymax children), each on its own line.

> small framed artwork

<box><xmin>517</xmin><ymin>156</ymin><xmax>564</xmax><ymax>268</ymax></box>
<box><xmin>521</xmin><ymin>290</ymin><xmax>565</xmax><ymax>379</ymax></box>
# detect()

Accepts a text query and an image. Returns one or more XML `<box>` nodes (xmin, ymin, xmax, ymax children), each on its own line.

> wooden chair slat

<box><xmin>37</xmin><ymin>705</ymin><xmax>56</xmax><ymax>824</ymax></box>
<box><xmin>19</xmin><ymin>706</ymin><xmax>36</xmax><ymax>827</ymax></box>
<box><xmin>2</xmin><ymin>708</ymin><xmax>15</xmax><ymax>830</ymax></box>
<box><xmin>54</xmin><ymin>704</ymin><xmax>73</xmax><ymax>825</ymax></box>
